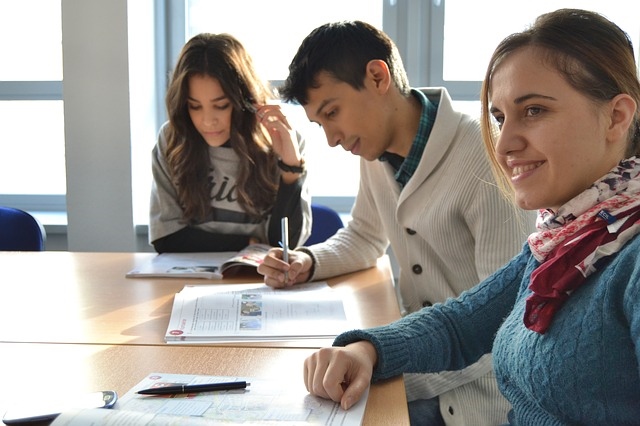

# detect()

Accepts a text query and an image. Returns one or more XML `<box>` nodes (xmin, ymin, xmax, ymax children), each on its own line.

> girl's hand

<box><xmin>303</xmin><ymin>341</ymin><xmax>377</xmax><ymax>410</ymax></box>
<box><xmin>256</xmin><ymin>105</ymin><xmax>302</xmax><ymax>175</ymax></box>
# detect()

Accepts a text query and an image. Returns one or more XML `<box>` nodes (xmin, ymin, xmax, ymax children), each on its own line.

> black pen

<box><xmin>137</xmin><ymin>381</ymin><xmax>250</xmax><ymax>395</ymax></box>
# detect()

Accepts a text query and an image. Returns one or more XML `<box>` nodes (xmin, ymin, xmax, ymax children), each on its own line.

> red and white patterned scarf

<box><xmin>525</xmin><ymin>157</ymin><xmax>640</xmax><ymax>333</ymax></box>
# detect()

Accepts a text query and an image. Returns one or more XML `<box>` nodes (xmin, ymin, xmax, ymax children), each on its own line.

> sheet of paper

<box><xmin>51</xmin><ymin>373</ymin><xmax>368</xmax><ymax>426</ymax></box>
<box><xmin>165</xmin><ymin>282</ymin><xmax>349</xmax><ymax>343</ymax></box>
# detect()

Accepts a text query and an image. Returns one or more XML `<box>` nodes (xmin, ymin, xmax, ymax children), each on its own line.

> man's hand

<box><xmin>258</xmin><ymin>248</ymin><xmax>314</xmax><ymax>288</ymax></box>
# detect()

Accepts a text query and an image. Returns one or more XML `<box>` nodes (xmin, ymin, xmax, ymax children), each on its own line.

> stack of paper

<box><xmin>165</xmin><ymin>282</ymin><xmax>349</xmax><ymax>343</ymax></box>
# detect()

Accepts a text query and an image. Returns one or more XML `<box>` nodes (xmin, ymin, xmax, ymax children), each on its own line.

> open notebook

<box><xmin>126</xmin><ymin>244</ymin><xmax>271</xmax><ymax>279</ymax></box>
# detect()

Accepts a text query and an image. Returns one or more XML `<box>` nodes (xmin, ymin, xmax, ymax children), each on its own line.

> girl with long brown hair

<box><xmin>149</xmin><ymin>33</ymin><xmax>311</xmax><ymax>252</ymax></box>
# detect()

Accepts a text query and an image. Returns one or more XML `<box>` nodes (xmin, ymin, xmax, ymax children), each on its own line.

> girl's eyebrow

<box><xmin>513</xmin><ymin>93</ymin><xmax>557</xmax><ymax>104</ymax></box>
<box><xmin>490</xmin><ymin>93</ymin><xmax>557</xmax><ymax>114</ymax></box>
<box><xmin>187</xmin><ymin>94</ymin><xmax>228</xmax><ymax>102</ymax></box>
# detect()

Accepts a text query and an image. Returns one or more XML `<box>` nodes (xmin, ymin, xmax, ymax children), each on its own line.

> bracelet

<box><xmin>277</xmin><ymin>158</ymin><xmax>305</xmax><ymax>174</ymax></box>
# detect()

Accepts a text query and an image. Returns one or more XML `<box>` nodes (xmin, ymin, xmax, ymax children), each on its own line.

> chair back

<box><xmin>305</xmin><ymin>204</ymin><xmax>344</xmax><ymax>245</ymax></box>
<box><xmin>0</xmin><ymin>206</ymin><xmax>46</xmax><ymax>251</ymax></box>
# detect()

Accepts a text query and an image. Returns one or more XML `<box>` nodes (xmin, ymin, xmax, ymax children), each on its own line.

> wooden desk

<box><xmin>0</xmin><ymin>342</ymin><xmax>409</xmax><ymax>425</ymax></box>
<box><xmin>0</xmin><ymin>252</ymin><xmax>400</xmax><ymax>347</ymax></box>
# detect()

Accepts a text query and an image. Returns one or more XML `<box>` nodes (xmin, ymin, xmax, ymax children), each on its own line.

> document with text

<box><xmin>165</xmin><ymin>282</ymin><xmax>349</xmax><ymax>343</ymax></box>
<box><xmin>51</xmin><ymin>373</ymin><xmax>368</xmax><ymax>425</ymax></box>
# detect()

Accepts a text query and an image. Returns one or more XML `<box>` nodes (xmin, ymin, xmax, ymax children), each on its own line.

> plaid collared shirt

<box><xmin>379</xmin><ymin>89</ymin><xmax>438</xmax><ymax>188</ymax></box>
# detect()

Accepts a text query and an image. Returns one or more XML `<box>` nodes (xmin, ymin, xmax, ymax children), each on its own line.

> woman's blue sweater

<box><xmin>335</xmin><ymin>237</ymin><xmax>640</xmax><ymax>425</ymax></box>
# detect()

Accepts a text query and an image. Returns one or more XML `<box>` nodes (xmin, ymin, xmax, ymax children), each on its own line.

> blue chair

<box><xmin>305</xmin><ymin>204</ymin><xmax>344</xmax><ymax>245</ymax></box>
<box><xmin>0</xmin><ymin>206</ymin><xmax>46</xmax><ymax>251</ymax></box>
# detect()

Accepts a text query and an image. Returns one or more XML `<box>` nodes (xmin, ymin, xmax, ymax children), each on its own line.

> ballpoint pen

<box><xmin>137</xmin><ymin>381</ymin><xmax>250</xmax><ymax>395</ymax></box>
<box><xmin>281</xmin><ymin>217</ymin><xmax>289</xmax><ymax>282</ymax></box>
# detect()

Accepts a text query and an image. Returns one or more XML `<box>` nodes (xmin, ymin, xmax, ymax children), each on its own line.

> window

<box><xmin>433</xmin><ymin>0</ymin><xmax>640</xmax><ymax>106</ymax></box>
<box><xmin>0</xmin><ymin>0</ymin><xmax>66</xmax><ymax>213</ymax></box>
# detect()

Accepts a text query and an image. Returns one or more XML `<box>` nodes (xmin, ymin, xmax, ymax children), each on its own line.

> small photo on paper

<box><xmin>239</xmin><ymin>318</ymin><xmax>262</xmax><ymax>330</ymax></box>
<box><xmin>241</xmin><ymin>293</ymin><xmax>261</xmax><ymax>300</ymax></box>
<box><xmin>168</xmin><ymin>266</ymin><xmax>219</xmax><ymax>274</ymax></box>
<box><xmin>240</xmin><ymin>301</ymin><xmax>263</xmax><ymax>316</ymax></box>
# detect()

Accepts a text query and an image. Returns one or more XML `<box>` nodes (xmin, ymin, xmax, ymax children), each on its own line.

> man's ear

<box><xmin>606</xmin><ymin>93</ymin><xmax>637</xmax><ymax>145</ymax></box>
<box><xmin>365</xmin><ymin>59</ymin><xmax>391</xmax><ymax>93</ymax></box>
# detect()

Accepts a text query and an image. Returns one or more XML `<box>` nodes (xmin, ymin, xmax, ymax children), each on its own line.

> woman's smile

<box><xmin>510</xmin><ymin>161</ymin><xmax>544</xmax><ymax>181</ymax></box>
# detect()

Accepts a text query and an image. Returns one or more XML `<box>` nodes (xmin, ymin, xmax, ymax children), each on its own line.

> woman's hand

<box><xmin>257</xmin><ymin>248</ymin><xmax>313</xmax><ymax>288</ymax></box>
<box><xmin>256</xmin><ymin>104</ymin><xmax>302</xmax><ymax>183</ymax></box>
<box><xmin>304</xmin><ymin>341</ymin><xmax>377</xmax><ymax>410</ymax></box>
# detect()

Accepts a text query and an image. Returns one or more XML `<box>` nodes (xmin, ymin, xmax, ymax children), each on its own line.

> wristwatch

<box><xmin>277</xmin><ymin>158</ymin><xmax>305</xmax><ymax>174</ymax></box>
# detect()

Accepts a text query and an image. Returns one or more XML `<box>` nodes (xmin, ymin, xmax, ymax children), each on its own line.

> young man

<box><xmin>258</xmin><ymin>21</ymin><xmax>534</xmax><ymax>426</ymax></box>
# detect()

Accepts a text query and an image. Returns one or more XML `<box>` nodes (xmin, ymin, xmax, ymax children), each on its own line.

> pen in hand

<box><xmin>137</xmin><ymin>381</ymin><xmax>250</xmax><ymax>395</ymax></box>
<box><xmin>281</xmin><ymin>217</ymin><xmax>289</xmax><ymax>282</ymax></box>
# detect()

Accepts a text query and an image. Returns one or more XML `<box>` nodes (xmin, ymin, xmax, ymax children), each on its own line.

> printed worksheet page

<box><xmin>51</xmin><ymin>373</ymin><xmax>368</xmax><ymax>425</ymax></box>
<box><xmin>165</xmin><ymin>282</ymin><xmax>348</xmax><ymax>343</ymax></box>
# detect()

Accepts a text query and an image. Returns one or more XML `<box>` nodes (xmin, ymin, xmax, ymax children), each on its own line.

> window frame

<box><xmin>424</xmin><ymin>0</ymin><xmax>482</xmax><ymax>101</ymax></box>
<box><xmin>0</xmin><ymin>1</ymin><xmax>66</xmax><ymax>213</ymax></box>
<box><xmin>0</xmin><ymin>81</ymin><xmax>66</xmax><ymax>212</ymax></box>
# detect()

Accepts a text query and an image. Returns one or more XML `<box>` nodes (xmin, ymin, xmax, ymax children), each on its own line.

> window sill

<box><xmin>31</xmin><ymin>211</ymin><xmax>67</xmax><ymax>235</ymax></box>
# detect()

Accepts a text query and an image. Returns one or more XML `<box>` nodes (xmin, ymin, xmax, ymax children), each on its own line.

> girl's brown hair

<box><xmin>164</xmin><ymin>33</ymin><xmax>279</xmax><ymax>223</ymax></box>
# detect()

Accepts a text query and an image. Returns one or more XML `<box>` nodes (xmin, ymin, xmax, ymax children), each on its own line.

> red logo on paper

<box><xmin>169</xmin><ymin>330</ymin><xmax>184</xmax><ymax>336</ymax></box>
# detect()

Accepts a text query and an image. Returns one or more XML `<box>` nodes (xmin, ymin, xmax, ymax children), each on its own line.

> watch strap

<box><xmin>277</xmin><ymin>158</ymin><xmax>305</xmax><ymax>174</ymax></box>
